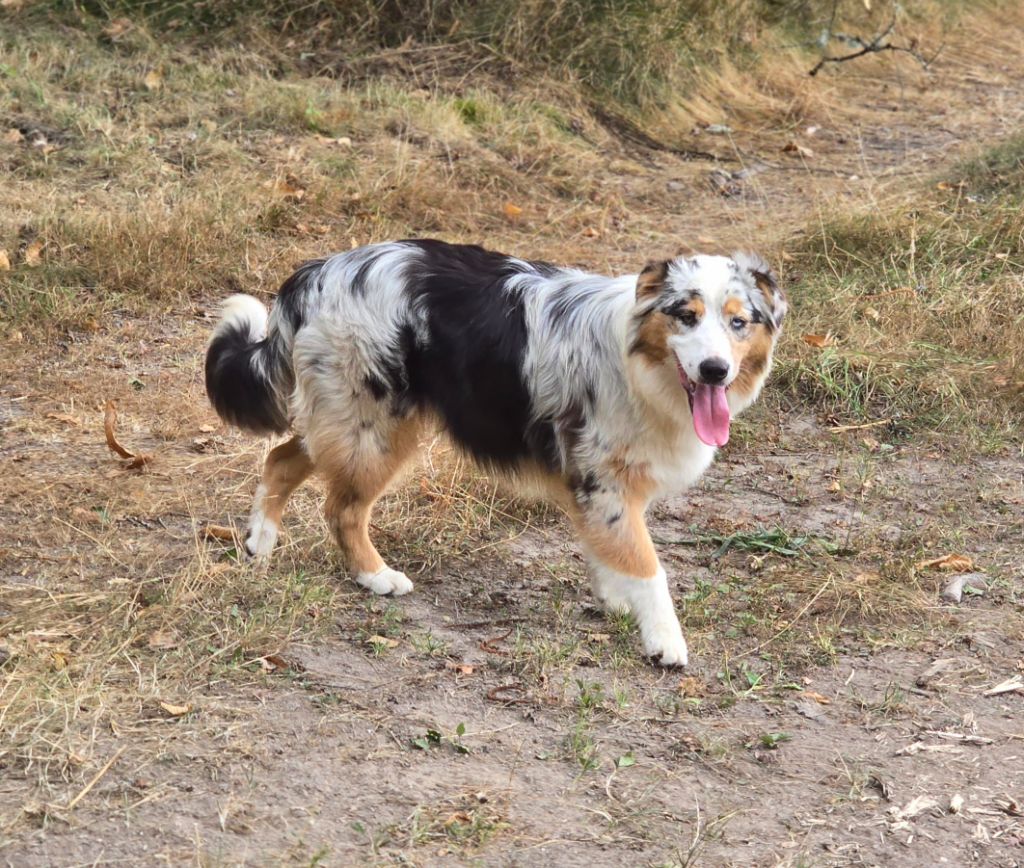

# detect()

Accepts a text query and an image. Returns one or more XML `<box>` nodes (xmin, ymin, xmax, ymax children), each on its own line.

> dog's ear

<box><xmin>636</xmin><ymin>260</ymin><xmax>670</xmax><ymax>301</ymax></box>
<box><xmin>733</xmin><ymin>251</ymin><xmax>787</xmax><ymax>330</ymax></box>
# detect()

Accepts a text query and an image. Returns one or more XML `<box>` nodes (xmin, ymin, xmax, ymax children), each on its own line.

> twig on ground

<box><xmin>65</xmin><ymin>746</ymin><xmax>126</xmax><ymax>811</ymax></box>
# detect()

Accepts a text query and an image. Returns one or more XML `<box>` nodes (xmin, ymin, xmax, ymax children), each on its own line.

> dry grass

<box><xmin>775</xmin><ymin>134</ymin><xmax>1024</xmax><ymax>440</ymax></box>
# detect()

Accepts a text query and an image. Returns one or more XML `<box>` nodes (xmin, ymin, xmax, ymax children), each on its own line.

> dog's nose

<box><xmin>698</xmin><ymin>357</ymin><xmax>730</xmax><ymax>384</ymax></box>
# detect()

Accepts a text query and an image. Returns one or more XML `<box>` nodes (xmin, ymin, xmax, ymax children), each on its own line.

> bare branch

<box><xmin>808</xmin><ymin>6</ymin><xmax>941</xmax><ymax>77</ymax></box>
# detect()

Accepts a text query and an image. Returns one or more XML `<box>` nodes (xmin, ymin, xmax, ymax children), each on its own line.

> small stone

<box><xmin>941</xmin><ymin>576</ymin><xmax>965</xmax><ymax>603</ymax></box>
<box><xmin>942</xmin><ymin>573</ymin><xmax>988</xmax><ymax>604</ymax></box>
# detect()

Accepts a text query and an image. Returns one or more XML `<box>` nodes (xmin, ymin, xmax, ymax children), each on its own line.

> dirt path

<box><xmin>2</xmin><ymin>14</ymin><xmax>1024</xmax><ymax>868</ymax></box>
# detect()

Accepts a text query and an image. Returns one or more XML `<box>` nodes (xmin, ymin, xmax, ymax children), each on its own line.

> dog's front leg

<box><xmin>571</xmin><ymin>495</ymin><xmax>688</xmax><ymax>667</ymax></box>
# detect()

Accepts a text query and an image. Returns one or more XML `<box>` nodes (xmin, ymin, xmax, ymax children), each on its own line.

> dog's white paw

<box><xmin>591</xmin><ymin>575</ymin><xmax>631</xmax><ymax>615</ymax></box>
<box><xmin>642</xmin><ymin>623</ymin><xmax>689</xmax><ymax>668</ymax></box>
<box><xmin>357</xmin><ymin>567</ymin><xmax>414</xmax><ymax>596</ymax></box>
<box><xmin>244</xmin><ymin>515</ymin><xmax>278</xmax><ymax>559</ymax></box>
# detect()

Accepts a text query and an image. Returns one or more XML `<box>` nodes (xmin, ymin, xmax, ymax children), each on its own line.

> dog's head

<box><xmin>628</xmin><ymin>252</ymin><xmax>786</xmax><ymax>447</ymax></box>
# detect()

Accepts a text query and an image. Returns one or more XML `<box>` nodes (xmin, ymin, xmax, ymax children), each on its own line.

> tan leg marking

<box><xmin>246</xmin><ymin>435</ymin><xmax>314</xmax><ymax>557</ymax></box>
<box><xmin>260</xmin><ymin>436</ymin><xmax>315</xmax><ymax>527</ymax></box>
<box><xmin>321</xmin><ymin>417</ymin><xmax>422</xmax><ymax>577</ymax></box>
<box><xmin>570</xmin><ymin>497</ymin><xmax>659</xmax><ymax>579</ymax></box>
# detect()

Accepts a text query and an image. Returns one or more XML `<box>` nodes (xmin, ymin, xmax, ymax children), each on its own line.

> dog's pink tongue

<box><xmin>692</xmin><ymin>384</ymin><xmax>731</xmax><ymax>447</ymax></box>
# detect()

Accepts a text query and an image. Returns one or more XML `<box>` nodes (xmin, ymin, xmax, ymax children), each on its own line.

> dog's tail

<box><xmin>205</xmin><ymin>294</ymin><xmax>292</xmax><ymax>435</ymax></box>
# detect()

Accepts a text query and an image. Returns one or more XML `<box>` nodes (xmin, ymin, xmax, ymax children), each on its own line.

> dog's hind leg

<box><xmin>245</xmin><ymin>435</ymin><xmax>315</xmax><ymax>558</ymax></box>
<box><xmin>317</xmin><ymin>415</ymin><xmax>423</xmax><ymax>596</ymax></box>
<box><xmin>570</xmin><ymin>493</ymin><xmax>688</xmax><ymax>667</ymax></box>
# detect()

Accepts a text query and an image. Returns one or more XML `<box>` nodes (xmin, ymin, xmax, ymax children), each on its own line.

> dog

<box><xmin>205</xmin><ymin>239</ymin><xmax>786</xmax><ymax>665</ymax></box>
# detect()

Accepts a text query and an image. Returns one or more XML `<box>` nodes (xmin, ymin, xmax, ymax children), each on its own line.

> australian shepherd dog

<box><xmin>206</xmin><ymin>240</ymin><xmax>786</xmax><ymax>665</ymax></box>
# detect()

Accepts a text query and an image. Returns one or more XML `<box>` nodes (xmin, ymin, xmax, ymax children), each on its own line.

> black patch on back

<box><xmin>388</xmin><ymin>240</ymin><xmax>559</xmax><ymax>469</ymax></box>
<box><xmin>276</xmin><ymin>258</ymin><xmax>326</xmax><ymax>333</ymax></box>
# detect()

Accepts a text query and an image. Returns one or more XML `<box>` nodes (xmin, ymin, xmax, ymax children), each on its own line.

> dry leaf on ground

<box><xmin>147</xmin><ymin>631</ymin><xmax>179</xmax><ymax>650</ymax></box>
<box><xmin>782</xmin><ymin>141</ymin><xmax>814</xmax><ymax>158</ymax></box>
<box><xmin>915</xmin><ymin>553</ymin><xmax>974</xmax><ymax>572</ymax></box>
<box><xmin>503</xmin><ymin>202</ymin><xmax>523</xmax><ymax>221</ymax></box>
<box><xmin>46</xmin><ymin>412</ymin><xmax>81</xmax><ymax>426</ymax></box>
<box><xmin>143</xmin><ymin>69</ymin><xmax>163</xmax><ymax>91</ymax></box>
<box><xmin>260</xmin><ymin>655</ymin><xmax>289</xmax><ymax>672</ymax></box>
<box><xmin>802</xmin><ymin>333</ymin><xmax>835</xmax><ymax>348</ymax></box>
<box><xmin>266</xmin><ymin>175</ymin><xmax>306</xmax><ymax>200</ymax></box>
<box><xmin>159</xmin><ymin>701</ymin><xmax>193</xmax><ymax>717</ymax></box>
<box><xmin>202</xmin><ymin>524</ymin><xmax>237</xmax><ymax>542</ymax></box>
<box><xmin>23</xmin><ymin>239</ymin><xmax>44</xmax><ymax>266</ymax></box>
<box><xmin>103</xmin><ymin>401</ymin><xmax>152</xmax><ymax>468</ymax></box>
<box><xmin>0</xmin><ymin>250</ymin><xmax>9</xmax><ymax>271</ymax></box>
<box><xmin>103</xmin><ymin>17</ymin><xmax>133</xmax><ymax>39</ymax></box>
<box><xmin>445</xmin><ymin>661</ymin><xmax>477</xmax><ymax>676</ymax></box>
<box><xmin>677</xmin><ymin>676</ymin><xmax>706</xmax><ymax>698</ymax></box>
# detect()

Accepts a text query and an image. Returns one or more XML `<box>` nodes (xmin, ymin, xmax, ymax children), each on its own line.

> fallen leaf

<box><xmin>445</xmin><ymin>661</ymin><xmax>477</xmax><ymax>675</ymax></box>
<box><xmin>915</xmin><ymin>553</ymin><xmax>973</xmax><ymax>572</ymax></box>
<box><xmin>103</xmin><ymin>400</ymin><xmax>152</xmax><ymax>469</ymax></box>
<box><xmin>889</xmin><ymin>795</ymin><xmax>940</xmax><ymax>821</ymax></box>
<box><xmin>616</xmin><ymin>752</ymin><xmax>637</xmax><ymax>768</ymax></box>
<box><xmin>261</xmin><ymin>654</ymin><xmax>289</xmax><ymax>671</ymax></box>
<box><xmin>202</xmin><ymin>524</ymin><xmax>236</xmax><ymax>542</ymax></box>
<box><xmin>782</xmin><ymin>141</ymin><xmax>814</xmax><ymax>159</ymax></box>
<box><xmin>801</xmin><ymin>690</ymin><xmax>832</xmax><ymax>705</ymax></box>
<box><xmin>443</xmin><ymin>811</ymin><xmax>472</xmax><ymax>827</ymax></box>
<box><xmin>802</xmin><ymin>333</ymin><xmax>835</xmax><ymax>348</ymax></box>
<box><xmin>503</xmin><ymin>202</ymin><xmax>523</xmax><ymax>221</ymax></box>
<box><xmin>51</xmin><ymin>651</ymin><xmax>69</xmax><ymax>670</ymax></box>
<box><xmin>159</xmin><ymin>701</ymin><xmax>193</xmax><ymax>717</ymax></box>
<box><xmin>147</xmin><ymin>630</ymin><xmax>179</xmax><ymax>650</ymax></box>
<box><xmin>367</xmin><ymin>634</ymin><xmax>399</xmax><ymax>649</ymax></box>
<box><xmin>103</xmin><ymin>17</ymin><xmax>134</xmax><ymax>39</ymax></box>
<box><xmin>863</xmin><ymin>306</ymin><xmax>881</xmax><ymax>322</ymax></box>
<box><xmin>23</xmin><ymin>239</ymin><xmax>43</xmax><ymax>266</ymax></box>
<box><xmin>143</xmin><ymin>69</ymin><xmax>163</xmax><ymax>92</ymax></box>
<box><xmin>826</xmin><ymin>479</ymin><xmax>842</xmax><ymax>493</ymax></box>
<box><xmin>995</xmin><ymin>795</ymin><xmax>1022</xmax><ymax>816</ymax></box>
<box><xmin>198</xmin><ymin>424</ymin><xmax>217</xmax><ymax>433</ymax></box>
<box><xmin>266</xmin><ymin>175</ymin><xmax>306</xmax><ymax>200</ymax></box>
<box><xmin>677</xmin><ymin>676</ymin><xmax>706</xmax><ymax>698</ymax></box>
<box><xmin>46</xmin><ymin>412</ymin><xmax>81</xmax><ymax>426</ymax></box>
<box><xmin>72</xmin><ymin>506</ymin><xmax>105</xmax><ymax>526</ymax></box>
<box><xmin>0</xmin><ymin>250</ymin><xmax>9</xmax><ymax>271</ymax></box>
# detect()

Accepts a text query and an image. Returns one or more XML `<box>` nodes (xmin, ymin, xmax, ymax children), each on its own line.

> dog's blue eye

<box><xmin>730</xmin><ymin>316</ymin><xmax>748</xmax><ymax>331</ymax></box>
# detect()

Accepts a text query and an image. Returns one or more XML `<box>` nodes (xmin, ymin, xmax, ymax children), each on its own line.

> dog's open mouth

<box><xmin>677</xmin><ymin>362</ymin><xmax>731</xmax><ymax>447</ymax></box>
